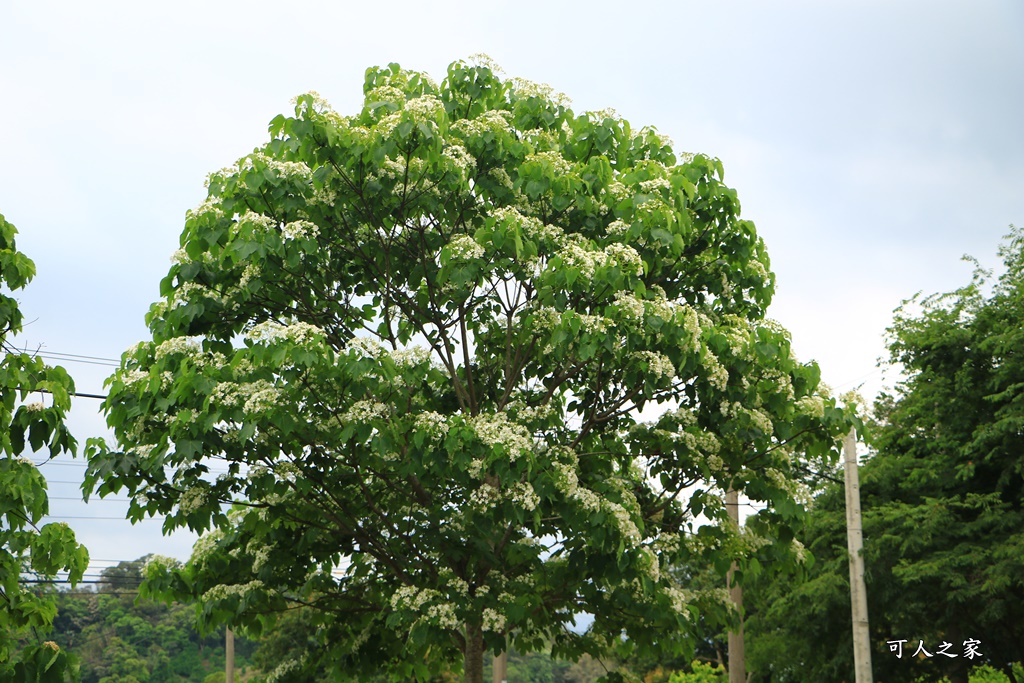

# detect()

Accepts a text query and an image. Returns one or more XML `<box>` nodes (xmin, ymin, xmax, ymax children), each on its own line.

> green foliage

<box><xmin>85</xmin><ymin>58</ymin><xmax>854</xmax><ymax>682</ymax></box>
<box><xmin>741</xmin><ymin>228</ymin><xmax>1024</xmax><ymax>683</ymax></box>
<box><xmin>667</xmin><ymin>661</ymin><xmax>725</xmax><ymax>683</ymax></box>
<box><xmin>50</xmin><ymin>557</ymin><xmax>257</xmax><ymax>683</ymax></box>
<box><xmin>0</xmin><ymin>212</ymin><xmax>87</xmax><ymax>681</ymax></box>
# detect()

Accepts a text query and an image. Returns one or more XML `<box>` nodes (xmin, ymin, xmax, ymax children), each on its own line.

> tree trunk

<box><xmin>464</xmin><ymin>621</ymin><xmax>485</xmax><ymax>683</ymax></box>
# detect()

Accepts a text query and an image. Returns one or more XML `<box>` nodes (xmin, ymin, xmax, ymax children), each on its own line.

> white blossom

<box><xmin>154</xmin><ymin>337</ymin><xmax>200</xmax><ymax>360</ymax></box>
<box><xmin>509</xmin><ymin>482</ymin><xmax>539</xmax><ymax>511</ymax></box>
<box><xmin>281</xmin><ymin>220</ymin><xmax>320</xmax><ymax>240</ymax></box>
<box><xmin>246</xmin><ymin>320</ymin><xmax>324</xmax><ymax>345</ymax></box>
<box><xmin>633</xmin><ymin>351</ymin><xmax>676</xmax><ymax>380</ymax></box>
<box><xmin>613</xmin><ymin>291</ymin><xmax>646</xmax><ymax>322</ymax></box>
<box><xmin>343</xmin><ymin>400</ymin><xmax>390</xmax><ymax>423</ymax></box>
<box><xmin>482</xmin><ymin>607</ymin><xmax>506</xmax><ymax>633</ymax></box>
<box><xmin>414</xmin><ymin>411</ymin><xmax>449</xmax><ymax>438</ymax></box>
<box><xmin>179</xmin><ymin>486</ymin><xmax>209</xmax><ymax>514</ymax></box>
<box><xmin>447</xmin><ymin>234</ymin><xmax>485</xmax><ymax>261</ymax></box>
<box><xmin>469</xmin><ymin>413</ymin><xmax>532</xmax><ymax>458</ymax></box>
<box><xmin>442</xmin><ymin>144</ymin><xmax>476</xmax><ymax>171</ymax></box>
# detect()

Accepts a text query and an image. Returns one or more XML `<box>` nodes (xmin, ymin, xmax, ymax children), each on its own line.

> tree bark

<box><xmin>464</xmin><ymin>621</ymin><xmax>485</xmax><ymax>683</ymax></box>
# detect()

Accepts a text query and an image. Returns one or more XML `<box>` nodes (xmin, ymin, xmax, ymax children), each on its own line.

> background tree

<box><xmin>0</xmin><ymin>212</ymin><xmax>87</xmax><ymax>681</ymax></box>
<box><xmin>741</xmin><ymin>229</ymin><xmax>1024</xmax><ymax>683</ymax></box>
<box><xmin>86</xmin><ymin>59</ymin><xmax>853</xmax><ymax>682</ymax></box>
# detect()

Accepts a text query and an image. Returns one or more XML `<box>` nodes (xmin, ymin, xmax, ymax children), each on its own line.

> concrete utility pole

<box><xmin>226</xmin><ymin>626</ymin><xmax>235</xmax><ymax>683</ymax></box>
<box><xmin>843</xmin><ymin>430</ymin><xmax>873</xmax><ymax>683</ymax></box>
<box><xmin>726</xmin><ymin>488</ymin><xmax>745</xmax><ymax>683</ymax></box>
<box><xmin>492</xmin><ymin>651</ymin><xmax>508</xmax><ymax>683</ymax></box>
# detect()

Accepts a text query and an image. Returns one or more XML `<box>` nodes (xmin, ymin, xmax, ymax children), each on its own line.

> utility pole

<box><xmin>844</xmin><ymin>430</ymin><xmax>873</xmax><ymax>683</ymax></box>
<box><xmin>726</xmin><ymin>487</ymin><xmax>745</xmax><ymax>683</ymax></box>
<box><xmin>226</xmin><ymin>626</ymin><xmax>235</xmax><ymax>683</ymax></box>
<box><xmin>492</xmin><ymin>651</ymin><xmax>507</xmax><ymax>683</ymax></box>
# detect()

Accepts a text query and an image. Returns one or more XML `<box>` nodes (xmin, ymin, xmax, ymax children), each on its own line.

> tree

<box><xmin>85</xmin><ymin>58</ymin><xmax>852</xmax><ymax>683</ymax></box>
<box><xmin>0</xmin><ymin>212</ymin><xmax>88</xmax><ymax>680</ymax></box>
<box><xmin>741</xmin><ymin>229</ymin><xmax>1024</xmax><ymax>683</ymax></box>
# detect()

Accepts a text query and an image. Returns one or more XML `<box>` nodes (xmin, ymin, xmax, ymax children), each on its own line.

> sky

<box><xmin>2</xmin><ymin>0</ymin><xmax>1022</xmax><ymax>574</ymax></box>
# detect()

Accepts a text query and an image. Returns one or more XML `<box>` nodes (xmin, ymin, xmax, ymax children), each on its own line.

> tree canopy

<box><xmin>0</xmin><ymin>212</ymin><xmax>87</xmax><ymax>681</ymax></box>
<box><xmin>85</xmin><ymin>58</ymin><xmax>852</xmax><ymax>683</ymax></box>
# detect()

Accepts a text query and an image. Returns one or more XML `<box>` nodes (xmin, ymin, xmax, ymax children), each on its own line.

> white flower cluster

<box><xmin>652</xmin><ymin>532</ymin><xmax>681</xmax><ymax>555</ymax></box>
<box><xmin>448</xmin><ymin>234</ymin><xmax>485</xmax><ymax>261</ymax></box>
<box><xmin>266</xmin><ymin>657</ymin><xmax>304</xmax><ymax>683</ymax></box>
<box><xmin>639</xmin><ymin>178</ymin><xmax>671</xmax><ymax>194</ymax></box>
<box><xmin>482</xmin><ymin>607</ymin><xmax>506</xmax><ymax>633</ymax></box>
<box><xmin>178</xmin><ymin>485</ymin><xmax>209</xmax><ymax>514</ymax></box>
<box><xmin>414</xmin><ymin>411</ymin><xmax>449</xmax><ymax>439</ymax></box>
<box><xmin>451</xmin><ymin>110</ymin><xmax>513</xmax><ymax>139</ymax></box>
<box><xmin>791</xmin><ymin>539</ymin><xmax>807</xmax><ymax>563</ymax></box>
<box><xmin>570</xmin><ymin>486</ymin><xmax>602</xmax><ymax>512</ymax></box>
<box><xmin>632</xmin><ymin>351</ymin><xmax>676</xmax><ymax>380</ymax></box>
<box><xmin>119</xmin><ymin>368</ymin><xmax>148</xmax><ymax>389</ymax></box>
<box><xmin>243</xmin><ymin>385</ymin><xmax>281</xmax><ymax>416</ymax></box>
<box><xmin>510</xmin><ymin>77</ymin><xmax>570</xmax><ymax>106</ymax></box>
<box><xmin>605</xmin><ymin>219</ymin><xmax>630</xmax><ymax>237</ymax></box>
<box><xmin>604</xmin><ymin>243</ymin><xmax>644</xmax><ymax>277</ymax></box>
<box><xmin>168</xmin><ymin>281</ymin><xmax>214</xmax><ymax>309</ymax></box>
<box><xmin>246</xmin><ymin>320</ymin><xmax>325</xmax><ymax>346</ymax></box>
<box><xmin>469</xmin><ymin>413</ymin><xmax>532</xmax><ymax>459</ymax></box>
<box><xmin>212</xmin><ymin>379</ymin><xmax>276</xmax><ymax>410</ymax></box>
<box><xmin>248</xmin><ymin>541</ymin><xmax>272</xmax><ymax>571</ymax></box>
<box><xmin>607</xmin><ymin>500</ymin><xmax>641</xmax><ymax>548</ymax></box>
<box><xmin>560</xmin><ymin>238</ymin><xmax>601</xmax><ymax>280</ymax></box>
<box><xmin>191</xmin><ymin>529</ymin><xmax>224</xmax><ymax>562</ymax></box>
<box><xmin>281</xmin><ymin>220</ymin><xmax>319</xmax><ymax>240</ymax></box>
<box><xmin>795</xmin><ymin>395</ymin><xmax>825</xmax><ymax>419</ymax></box>
<box><xmin>142</xmin><ymin>554</ymin><xmax>181</xmax><ymax>573</ymax></box>
<box><xmin>405</xmin><ymin>94</ymin><xmax>444</xmax><ymax>119</ymax></box>
<box><xmin>246</xmin><ymin>151</ymin><xmax>313</xmax><ymax>180</ymax></box>
<box><xmin>613</xmin><ymin>291</ymin><xmax>646</xmax><ymax>322</ymax></box>
<box><xmin>425</xmin><ymin>601</ymin><xmax>461</xmax><ymax>630</ymax></box>
<box><xmin>347</xmin><ymin>336</ymin><xmax>384</xmax><ymax>358</ymax></box>
<box><xmin>24</xmin><ymin>401</ymin><xmax>45</xmax><ymax>412</ymax></box>
<box><xmin>291</xmin><ymin>90</ymin><xmax>334</xmax><ymax>117</ymax></box>
<box><xmin>239</xmin><ymin>262</ymin><xmax>260</xmax><ymax>288</ymax></box>
<box><xmin>489</xmin><ymin>167</ymin><xmax>514</xmax><ymax>189</ymax></box>
<box><xmin>525</xmin><ymin>150</ymin><xmax>572</xmax><ymax>175</ymax></box>
<box><xmin>202</xmin><ymin>580</ymin><xmax>265</xmax><ymax>603</ymax></box>
<box><xmin>748</xmin><ymin>258</ymin><xmax>770</xmax><ymax>285</ymax></box>
<box><xmin>701</xmin><ymin>350</ymin><xmax>729</xmax><ymax>391</ymax></box>
<box><xmin>155</xmin><ymin>337</ymin><xmax>200</xmax><ymax>360</ymax></box>
<box><xmin>390</xmin><ymin>584</ymin><xmax>439</xmax><ymax>612</ymax></box>
<box><xmin>365</xmin><ymin>85</ymin><xmax>406</xmax><ymax>108</ymax></box>
<box><xmin>469</xmin><ymin>483</ymin><xmax>501</xmax><ymax>510</ymax></box>
<box><xmin>740</xmin><ymin>527</ymin><xmax>773</xmax><ymax>552</ymax></box>
<box><xmin>508</xmin><ymin>482</ymin><xmax>540</xmax><ymax>511</ymax></box>
<box><xmin>665</xmin><ymin>585</ymin><xmax>690</xmax><ymax>613</ymax></box>
<box><xmin>442</xmin><ymin>144</ymin><xmax>476</xmax><ymax>171</ymax></box>
<box><xmin>342</xmin><ymin>400</ymin><xmax>390</xmax><ymax>423</ymax></box>
<box><xmin>186</xmin><ymin>197</ymin><xmax>225</xmax><ymax>222</ymax></box>
<box><xmin>237</xmin><ymin>210</ymin><xmax>279</xmax><ymax>234</ymax></box>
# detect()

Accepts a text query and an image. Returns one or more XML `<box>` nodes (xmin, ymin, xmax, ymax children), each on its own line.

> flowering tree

<box><xmin>86</xmin><ymin>59</ymin><xmax>852</xmax><ymax>682</ymax></box>
<box><xmin>0</xmin><ymin>213</ymin><xmax>87</xmax><ymax>681</ymax></box>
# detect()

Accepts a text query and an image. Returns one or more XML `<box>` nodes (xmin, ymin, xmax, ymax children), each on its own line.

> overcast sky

<box><xmin>2</xmin><ymin>0</ymin><xmax>1022</xmax><ymax>570</ymax></box>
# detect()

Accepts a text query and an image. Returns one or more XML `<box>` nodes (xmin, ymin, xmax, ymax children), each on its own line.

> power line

<box><xmin>12</xmin><ymin>348</ymin><xmax>121</xmax><ymax>365</ymax></box>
